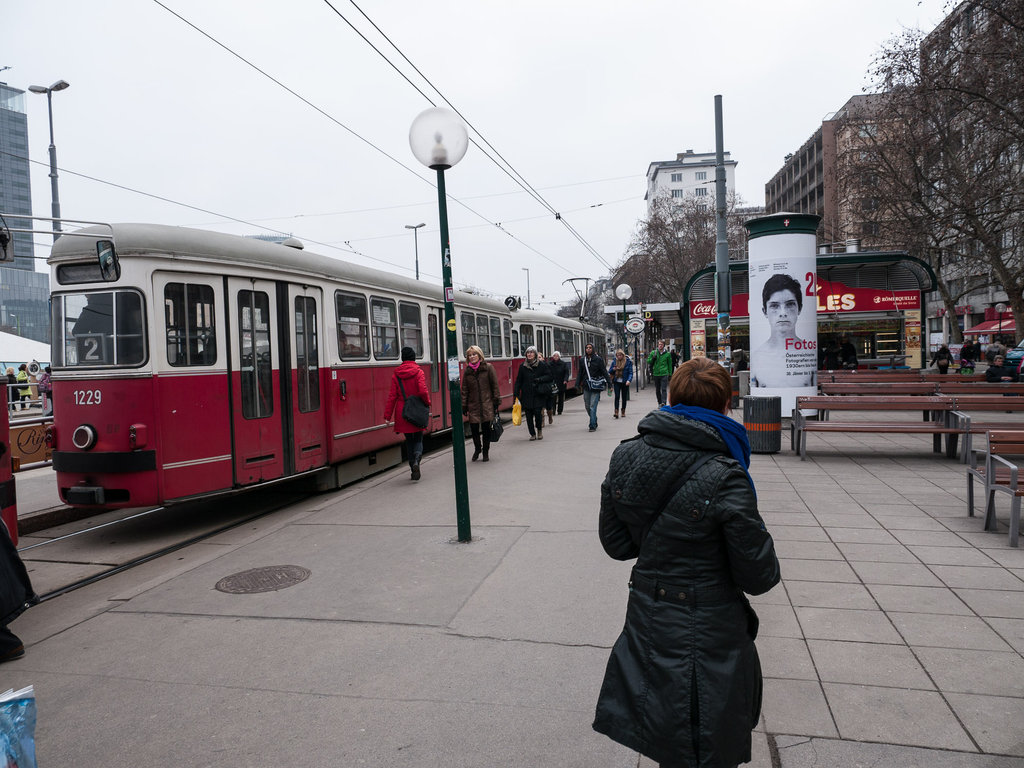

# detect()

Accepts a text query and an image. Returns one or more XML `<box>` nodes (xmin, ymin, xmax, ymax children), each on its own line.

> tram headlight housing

<box><xmin>45</xmin><ymin>424</ymin><xmax>56</xmax><ymax>449</ymax></box>
<box><xmin>71</xmin><ymin>424</ymin><xmax>98</xmax><ymax>451</ymax></box>
<box><xmin>128</xmin><ymin>423</ymin><xmax>148</xmax><ymax>449</ymax></box>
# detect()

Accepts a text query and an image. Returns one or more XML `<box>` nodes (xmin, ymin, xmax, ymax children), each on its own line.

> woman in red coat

<box><xmin>384</xmin><ymin>346</ymin><xmax>431</xmax><ymax>481</ymax></box>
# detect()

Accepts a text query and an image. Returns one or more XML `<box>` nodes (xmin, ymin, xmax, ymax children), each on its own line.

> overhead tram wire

<box><xmin>323</xmin><ymin>0</ymin><xmax>614</xmax><ymax>273</ymax></box>
<box><xmin>150</xmin><ymin>0</ymin><xmax>583</xmax><ymax>279</ymax></box>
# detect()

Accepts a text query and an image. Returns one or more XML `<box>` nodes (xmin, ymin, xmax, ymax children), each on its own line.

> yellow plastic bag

<box><xmin>511</xmin><ymin>398</ymin><xmax>522</xmax><ymax>426</ymax></box>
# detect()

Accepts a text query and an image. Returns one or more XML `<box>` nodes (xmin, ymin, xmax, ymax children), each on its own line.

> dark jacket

<box><xmin>985</xmin><ymin>363</ymin><xmax>1019</xmax><ymax>382</ymax></box>
<box><xmin>576</xmin><ymin>353</ymin><xmax>610</xmax><ymax>392</ymax></box>
<box><xmin>1</xmin><ymin>520</ymin><xmax>36</xmax><ymax>628</ymax></box>
<box><xmin>549</xmin><ymin>358</ymin><xmax>570</xmax><ymax>390</ymax></box>
<box><xmin>514</xmin><ymin>359</ymin><xmax>552</xmax><ymax>410</ymax></box>
<box><xmin>593</xmin><ymin>410</ymin><xmax>780</xmax><ymax>767</ymax></box>
<box><xmin>931</xmin><ymin>346</ymin><xmax>954</xmax><ymax>370</ymax></box>
<box><xmin>461</xmin><ymin>362</ymin><xmax>500</xmax><ymax>424</ymax></box>
<box><xmin>384</xmin><ymin>361</ymin><xmax>431</xmax><ymax>434</ymax></box>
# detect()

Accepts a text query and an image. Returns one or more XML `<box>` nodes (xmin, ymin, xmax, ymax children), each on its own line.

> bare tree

<box><xmin>836</xmin><ymin>1</ymin><xmax>1024</xmax><ymax>340</ymax></box>
<box><xmin>614</xmin><ymin>193</ymin><xmax>748</xmax><ymax>304</ymax></box>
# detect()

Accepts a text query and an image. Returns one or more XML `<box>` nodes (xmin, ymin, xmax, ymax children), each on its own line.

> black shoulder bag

<box><xmin>397</xmin><ymin>377</ymin><xmax>430</xmax><ymax>429</ymax></box>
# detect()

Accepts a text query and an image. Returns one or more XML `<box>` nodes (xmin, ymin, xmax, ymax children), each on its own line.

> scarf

<box><xmin>614</xmin><ymin>356</ymin><xmax>626</xmax><ymax>377</ymax></box>
<box><xmin>660</xmin><ymin>403</ymin><xmax>756</xmax><ymax>494</ymax></box>
<box><xmin>467</xmin><ymin>361</ymin><xmax>481</xmax><ymax>371</ymax></box>
<box><xmin>524</xmin><ymin>356</ymin><xmax>539</xmax><ymax>369</ymax></box>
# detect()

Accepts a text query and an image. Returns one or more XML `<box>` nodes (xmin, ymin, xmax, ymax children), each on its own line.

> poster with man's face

<box><xmin>748</xmin><ymin>231</ymin><xmax>818</xmax><ymax>413</ymax></box>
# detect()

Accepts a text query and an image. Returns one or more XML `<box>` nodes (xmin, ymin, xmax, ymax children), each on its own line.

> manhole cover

<box><xmin>215</xmin><ymin>565</ymin><xmax>311</xmax><ymax>594</ymax></box>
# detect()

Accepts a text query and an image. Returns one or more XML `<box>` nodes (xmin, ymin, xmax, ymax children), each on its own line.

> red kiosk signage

<box><xmin>690</xmin><ymin>278</ymin><xmax>921</xmax><ymax>319</ymax></box>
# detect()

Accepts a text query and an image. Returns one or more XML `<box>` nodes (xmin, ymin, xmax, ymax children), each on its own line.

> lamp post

<box><xmin>405</xmin><ymin>223</ymin><xmax>425</xmax><ymax>280</ymax></box>
<box><xmin>615</xmin><ymin>283</ymin><xmax>632</xmax><ymax>349</ymax></box>
<box><xmin>409</xmin><ymin>107</ymin><xmax>472</xmax><ymax>542</ymax></box>
<box><xmin>28</xmin><ymin>80</ymin><xmax>70</xmax><ymax>242</ymax></box>
<box><xmin>522</xmin><ymin>268</ymin><xmax>531</xmax><ymax>309</ymax></box>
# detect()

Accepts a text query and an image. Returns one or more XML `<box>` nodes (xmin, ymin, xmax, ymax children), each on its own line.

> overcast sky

<box><xmin>7</xmin><ymin>0</ymin><xmax>950</xmax><ymax>307</ymax></box>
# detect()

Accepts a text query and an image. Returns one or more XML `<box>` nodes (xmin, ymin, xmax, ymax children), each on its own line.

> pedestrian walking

<box><xmin>576</xmin><ymin>342</ymin><xmax>611</xmax><ymax>432</ymax></box>
<box><xmin>5</xmin><ymin>368</ymin><xmax>15</xmax><ymax>412</ymax></box>
<box><xmin>610</xmin><ymin>348</ymin><xmax>633</xmax><ymax>419</ymax></box>
<box><xmin>15</xmin><ymin>364</ymin><xmax>30</xmax><ymax>411</ymax></box>
<box><xmin>648</xmin><ymin>340</ymin><xmax>673</xmax><ymax>407</ymax></box>
<box><xmin>593</xmin><ymin>357</ymin><xmax>780</xmax><ymax>768</ymax></box>
<box><xmin>461</xmin><ymin>345</ymin><xmax>501</xmax><ymax>462</ymax></box>
<box><xmin>931</xmin><ymin>344</ymin><xmax>954</xmax><ymax>374</ymax></box>
<box><xmin>37</xmin><ymin>366</ymin><xmax>52</xmax><ymax>416</ymax></box>
<box><xmin>548</xmin><ymin>351</ymin><xmax>570</xmax><ymax>416</ymax></box>
<box><xmin>513</xmin><ymin>346</ymin><xmax>552</xmax><ymax>441</ymax></box>
<box><xmin>383</xmin><ymin>347</ymin><xmax>431</xmax><ymax>481</ymax></box>
<box><xmin>1</xmin><ymin>515</ymin><xmax>36</xmax><ymax>664</ymax></box>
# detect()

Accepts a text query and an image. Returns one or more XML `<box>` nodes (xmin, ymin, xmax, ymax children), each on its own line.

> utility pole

<box><xmin>714</xmin><ymin>95</ymin><xmax>731</xmax><ymax>369</ymax></box>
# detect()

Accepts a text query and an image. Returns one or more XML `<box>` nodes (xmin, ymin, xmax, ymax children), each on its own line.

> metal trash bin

<box><xmin>743</xmin><ymin>396</ymin><xmax>781</xmax><ymax>454</ymax></box>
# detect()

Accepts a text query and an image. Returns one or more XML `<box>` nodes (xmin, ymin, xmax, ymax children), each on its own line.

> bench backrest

<box><xmin>798</xmin><ymin>395</ymin><xmax>954</xmax><ymax>410</ymax></box>
<box><xmin>987</xmin><ymin>430</ymin><xmax>1024</xmax><ymax>457</ymax></box>
<box><xmin>820</xmin><ymin>383</ymin><xmax>935</xmax><ymax>395</ymax></box>
<box><xmin>935</xmin><ymin>382</ymin><xmax>1024</xmax><ymax>394</ymax></box>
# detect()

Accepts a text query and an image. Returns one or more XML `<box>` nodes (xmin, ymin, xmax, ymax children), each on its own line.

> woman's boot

<box><xmin>621</xmin><ymin>404</ymin><xmax>626</xmax><ymax>417</ymax></box>
<box><xmin>482</xmin><ymin>436</ymin><xmax>490</xmax><ymax>462</ymax></box>
<box><xmin>471</xmin><ymin>432</ymin><xmax>482</xmax><ymax>462</ymax></box>
<box><xmin>613</xmin><ymin>409</ymin><xmax>619</xmax><ymax>419</ymax></box>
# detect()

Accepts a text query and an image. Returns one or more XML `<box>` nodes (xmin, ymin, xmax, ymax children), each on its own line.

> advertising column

<box><xmin>745</xmin><ymin>213</ymin><xmax>821</xmax><ymax>414</ymax></box>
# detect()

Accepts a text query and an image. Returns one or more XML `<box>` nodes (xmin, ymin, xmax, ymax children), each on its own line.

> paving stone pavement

<box><xmin>5</xmin><ymin>387</ymin><xmax>1024</xmax><ymax>767</ymax></box>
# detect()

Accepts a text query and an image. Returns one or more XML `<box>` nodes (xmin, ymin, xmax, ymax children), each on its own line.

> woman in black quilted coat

<box><xmin>593</xmin><ymin>357</ymin><xmax>780</xmax><ymax>768</ymax></box>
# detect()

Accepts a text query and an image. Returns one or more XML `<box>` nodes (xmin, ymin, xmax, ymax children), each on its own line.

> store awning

<box><xmin>963</xmin><ymin>318</ymin><xmax>1016</xmax><ymax>335</ymax></box>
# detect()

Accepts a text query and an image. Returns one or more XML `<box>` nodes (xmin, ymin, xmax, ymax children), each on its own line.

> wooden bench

<box><xmin>946</xmin><ymin>395</ymin><xmax>1024</xmax><ymax>461</ymax></box>
<box><xmin>820</xmin><ymin>382</ymin><xmax>1024</xmax><ymax>397</ymax></box>
<box><xmin>820</xmin><ymin>371</ymin><xmax>986</xmax><ymax>384</ymax></box>
<box><xmin>792</xmin><ymin>396</ymin><xmax>962</xmax><ymax>460</ymax></box>
<box><xmin>966</xmin><ymin>430</ymin><xmax>1024</xmax><ymax>547</ymax></box>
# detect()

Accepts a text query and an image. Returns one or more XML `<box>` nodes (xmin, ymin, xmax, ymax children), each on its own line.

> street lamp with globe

<box><xmin>409</xmin><ymin>107</ymin><xmax>472</xmax><ymax>542</ymax></box>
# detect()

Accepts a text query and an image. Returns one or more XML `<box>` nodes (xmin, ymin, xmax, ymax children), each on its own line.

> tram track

<box><xmin>19</xmin><ymin>486</ymin><xmax>312</xmax><ymax>602</ymax></box>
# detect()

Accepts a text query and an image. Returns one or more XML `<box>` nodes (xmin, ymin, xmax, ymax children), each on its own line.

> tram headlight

<box><xmin>71</xmin><ymin>424</ymin><xmax>98</xmax><ymax>451</ymax></box>
<box><xmin>128</xmin><ymin>423</ymin><xmax>148</xmax><ymax>449</ymax></box>
<box><xmin>45</xmin><ymin>424</ymin><xmax>56</xmax><ymax>449</ymax></box>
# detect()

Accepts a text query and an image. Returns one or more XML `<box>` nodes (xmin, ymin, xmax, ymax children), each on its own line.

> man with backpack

<box><xmin>648</xmin><ymin>340</ymin><xmax>674</xmax><ymax>407</ymax></box>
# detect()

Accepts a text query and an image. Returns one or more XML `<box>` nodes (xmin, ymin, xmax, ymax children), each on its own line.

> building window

<box><xmin>695</xmin><ymin>171</ymin><xmax>707</xmax><ymax>181</ymax></box>
<box><xmin>694</xmin><ymin>187</ymin><xmax>708</xmax><ymax>197</ymax></box>
<box><xmin>862</xmin><ymin>222</ymin><xmax>880</xmax><ymax>236</ymax></box>
<box><xmin>671</xmin><ymin>189</ymin><xmax>685</xmax><ymax>198</ymax></box>
<box><xmin>670</xmin><ymin>173</ymin><xmax>682</xmax><ymax>182</ymax></box>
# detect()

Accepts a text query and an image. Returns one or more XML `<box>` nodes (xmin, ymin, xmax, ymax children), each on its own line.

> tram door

<box><xmin>287</xmin><ymin>285</ymin><xmax>326</xmax><ymax>473</ymax></box>
<box><xmin>427</xmin><ymin>307</ymin><xmax>448</xmax><ymax>428</ymax></box>
<box><xmin>228</xmin><ymin>278</ymin><xmax>285</xmax><ymax>485</ymax></box>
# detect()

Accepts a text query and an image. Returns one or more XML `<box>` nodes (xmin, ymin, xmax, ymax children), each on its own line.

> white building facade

<box><xmin>645</xmin><ymin>149</ymin><xmax>737</xmax><ymax>215</ymax></box>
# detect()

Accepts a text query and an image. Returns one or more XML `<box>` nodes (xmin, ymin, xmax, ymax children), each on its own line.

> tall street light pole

<box><xmin>409</xmin><ymin>107</ymin><xmax>472</xmax><ymax>543</ymax></box>
<box><xmin>405</xmin><ymin>223</ymin><xmax>425</xmax><ymax>280</ymax></box>
<box><xmin>522</xmin><ymin>267</ymin><xmax>531</xmax><ymax>309</ymax></box>
<box><xmin>28</xmin><ymin>80</ymin><xmax>70</xmax><ymax>242</ymax></box>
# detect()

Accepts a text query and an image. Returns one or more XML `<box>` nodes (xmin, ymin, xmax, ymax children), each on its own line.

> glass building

<box><xmin>0</xmin><ymin>82</ymin><xmax>50</xmax><ymax>344</ymax></box>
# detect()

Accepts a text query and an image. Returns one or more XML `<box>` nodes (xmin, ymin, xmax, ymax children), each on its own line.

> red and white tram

<box><xmin>47</xmin><ymin>223</ymin><xmax>606</xmax><ymax>508</ymax></box>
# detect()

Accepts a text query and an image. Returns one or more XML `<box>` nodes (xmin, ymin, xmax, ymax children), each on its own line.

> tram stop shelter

<box><xmin>682</xmin><ymin>251</ymin><xmax>936</xmax><ymax>369</ymax></box>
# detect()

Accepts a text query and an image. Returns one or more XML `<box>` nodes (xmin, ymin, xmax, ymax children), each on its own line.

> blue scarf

<box><xmin>660</xmin><ymin>404</ymin><xmax>756</xmax><ymax>494</ymax></box>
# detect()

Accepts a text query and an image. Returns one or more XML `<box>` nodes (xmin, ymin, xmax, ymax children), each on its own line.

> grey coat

<box><xmin>593</xmin><ymin>409</ymin><xmax>780</xmax><ymax>767</ymax></box>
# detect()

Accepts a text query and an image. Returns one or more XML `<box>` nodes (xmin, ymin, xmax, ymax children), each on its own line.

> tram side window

<box><xmin>554</xmin><ymin>328</ymin><xmax>573</xmax><ymax>357</ymax></box>
<box><xmin>399</xmin><ymin>302</ymin><xmax>423</xmax><ymax>357</ymax></box>
<box><xmin>511</xmin><ymin>329</ymin><xmax>520</xmax><ymax>357</ymax></box>
<box><xmin>238</xmin><ymin>290</ymin><xmax>273</xmax><ymax>419</ymax></box>
<box><xmin>370</xmin><ymin>297</ymin><xmax>399</xmax><ymax>360</ymax></box>
<box><xmin>476</xmin><ymin>315</ymin><xmax>490</xmax><ymax>357</ymax></box>
<box><xmin>503</xmin><ymin>320</ymin><xmax>512</xmax><ymax>358</ymax></box>
<box><xmin>165</xmin><ymin>283</ymin><xmax>216</xmax><ymax>367</ymax></box>
<box><xmin>490</xmin><ymin>317</ymin><xmax>502</xmax><ymax>358</ymax></box>
<box><xmin>295</xmin><ymin>296</ymin><xmax>320</xmax><ymax>413</ymax></box>
<box><xmin>335</xmin><ymin>291</ymin><xmax>369</xmax><ymax>360</ymax></box>
<box><xmin>461</xmin><ymin>312</ymin><xmax>476</xmax><ymax>349</ymax></box>
<box><xmin>53</xmin><ymin>290</ymin><xmax>146</xmax><ymax>368</ymax></box>
<box><xmin>520</xmin><ymin>324</ymin><xmax>534</xmax><ymax>351</ymax></box>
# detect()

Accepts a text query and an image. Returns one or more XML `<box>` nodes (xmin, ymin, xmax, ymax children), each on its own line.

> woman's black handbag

<box><xmin>397</xmin><ymin>377</ymin><xmax>429</xmax><ymax>429</ymax></box>
<box><xmin>490</xmin><ymin>415</ymin><xmax>504</xmax><ymax>442</ymax></box>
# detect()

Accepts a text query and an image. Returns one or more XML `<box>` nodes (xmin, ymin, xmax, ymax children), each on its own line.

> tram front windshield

<box><xmin>52</xmin><ymin>291</ymin><xmax>146</xmax><ymax>368</ymax></box>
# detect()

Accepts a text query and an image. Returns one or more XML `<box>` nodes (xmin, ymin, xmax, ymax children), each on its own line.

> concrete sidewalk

<box><xmin>4</xmin><ymin>388</ymin><xmax>1024</xmax><ymax>767</ymax></box>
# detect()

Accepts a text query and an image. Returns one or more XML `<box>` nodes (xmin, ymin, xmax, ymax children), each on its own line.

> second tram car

<box><xmin>47</xmin><ymin>224</ymin><xmax>606</xmax><ymax>508</ymax></box>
